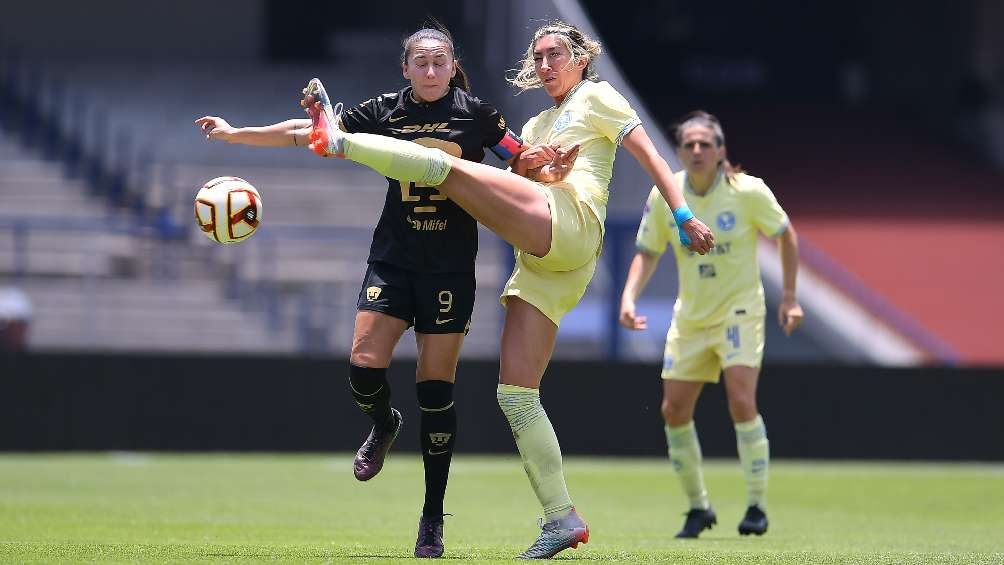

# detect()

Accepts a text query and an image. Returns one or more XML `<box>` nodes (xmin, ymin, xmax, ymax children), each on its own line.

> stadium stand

<box><xmin>12</xmin><ymin>0</ymin><xmax>989</xmax><ymax>365</ymax></box>
<box><xmin>0</xmin><ymin>131</ymin><xmax>295</xmax><ymax>352</ymax></box>
<box><xmin>723</xmin><ymin>105</ymin><xmax>1004</xmax><ymax>365</ymax></box>
<box><xmin>0</xmin><ymin>58</ymin><xmax>510</xmax><ymax>357</ymax></box>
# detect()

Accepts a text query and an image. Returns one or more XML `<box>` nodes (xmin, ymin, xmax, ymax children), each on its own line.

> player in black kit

<box><xmin>195</xmin><ymin>24</ymin><xmax>523</xmax><ymax>559</ymax></box>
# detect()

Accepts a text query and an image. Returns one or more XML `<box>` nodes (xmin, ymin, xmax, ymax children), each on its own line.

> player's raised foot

<box><xmin>414</xmin><ymin>514</ymin><xmax>447</xmax><ymax>558</ymax></box>
<box><xmin>516</xmin><ymin>507</ymin><xmax>589</xmax><ymax>559</ymax></box>
<box><xmin>352</xmin><ymin>408</ymin><xmax>402</xmax><ymax>481</ymax></box>
<box><xmin>737</xmin><ymin>505</ymin><xmax>768</xmax><ymax>536</ymax></box>
<box><xmin>675</xmin><ymin>507</ymin><xmax>717</xmax><ymax>539</ymax></box>
<box><xmin>302</xmin><ymin>77</ymin><xmax>345</xmax><ymax>158</ymax></box>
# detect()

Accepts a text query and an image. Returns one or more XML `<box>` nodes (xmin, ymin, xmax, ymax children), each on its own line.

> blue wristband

<box><xmin>672</xmin><ymin>205</ymin><xmax>694</xmax><ymax>247</ymax></box>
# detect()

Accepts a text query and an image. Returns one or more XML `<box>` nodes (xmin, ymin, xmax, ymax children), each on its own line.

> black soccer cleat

<box><xmin>353</xmin><ymin>408</ymin><xmax>402</xmax><ymax>481</ymax></box>
<box><xmin>675</xmin><ymin>507</ymin><xmax>717</xmax><ymax>539</ymax></box>
<box><xmin>414</xmin><ymin>514</ymin><xmax>447</xmax><ymax>558</ymax></box>
<box><xmin>738</xmin><ymin>505</ymin><xmax>768</xmax><ymax>536</ymax></box>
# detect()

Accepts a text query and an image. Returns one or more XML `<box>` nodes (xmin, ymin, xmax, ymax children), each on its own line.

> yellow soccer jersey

<box><xmin>636</xmin><ymin>171</ymin><xmax>789</xmax><ymax>329</ymax></box>
<box><xmin>520</xmin><ymin>80</ymin><xmax>641</xmax><ymax>224</ymax></box>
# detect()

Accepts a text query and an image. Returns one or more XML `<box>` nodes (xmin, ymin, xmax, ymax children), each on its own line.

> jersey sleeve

<box><xmin>586</xmin><ymin>82</ymin><xmax>641</xmax><ymax>145</ymax></box>
<box><xmin>635</xmin><ymin>186</ymin><xmax>672</xmax><ymax>256</ymax></box>
<box><xmin>475</xmin><ymin>100</ymin><xmax>507</xmax><ymax>147</ymax></box>
<box><xmin>746</xmin><ymin>179</ymin><xmax>790</xmax><ymax>237</ymax></box>
<box><xmin>520</xmin><ymin>115</ymin><xmax>540</xmax><ymax>145</ymax></box>
<box><xmin>476</xmin><ymin>100</ymin><xmax>523</xmax><ymax>161</ymax></box>
<box><xmin>338</xmin><ymin>97</ymin><xmax>381</xmax><ymax>134</ymax></box>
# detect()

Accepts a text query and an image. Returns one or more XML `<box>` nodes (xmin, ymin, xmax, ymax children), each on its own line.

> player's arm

<box><xmin>196</xmin><ymin>117</ymin><xmax>312</xmax><ymax>147</ymax></box>
<box><xmin>622</xmin><ymin>125</ymin><xmax>714</xmax><ymax>254</ymax></box>
<box><xmin>619</xmin><ymin>249</ymin><xmax>661</xmax><ymax>330</ymax></box>
<box><xmin>777</xmin><ymin>222</ymin><xmax>804</xmax><ymax>335</ymax></box>
<box><xmin>475</xmin><ymin>102</ymin><xmax>531</xmax><ymax>169</ymax></box>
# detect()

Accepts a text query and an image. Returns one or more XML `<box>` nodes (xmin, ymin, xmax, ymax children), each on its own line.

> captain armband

<box><xmin>489</xmin><ymin>129</ymin><xmax>524</xmax><ymax>161</ymax></box>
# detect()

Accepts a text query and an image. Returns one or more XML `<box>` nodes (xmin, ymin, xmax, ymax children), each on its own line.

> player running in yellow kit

<box><xmin>620</xmin><ymin>111</ymin><xmax>803</xmax><ymax>539</ymax></box>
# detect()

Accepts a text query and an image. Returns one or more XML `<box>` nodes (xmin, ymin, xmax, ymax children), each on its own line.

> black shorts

<box><xmin>356</xmin><ymin>262</ymin><xmax>475</xmax><ymax>334</ymax></box>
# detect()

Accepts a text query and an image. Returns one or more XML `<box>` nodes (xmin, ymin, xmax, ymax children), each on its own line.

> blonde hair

<box><xmin>508</xmin><ymin>21</ymin><xmax>602</xmax><ymax>91</ymax></box>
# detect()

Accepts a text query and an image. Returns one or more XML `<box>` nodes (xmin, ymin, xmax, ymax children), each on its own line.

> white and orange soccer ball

<box><xmin>194</xmin><ymin>176</ymin><xmax>262</xmax><ymax>244</ymax></box>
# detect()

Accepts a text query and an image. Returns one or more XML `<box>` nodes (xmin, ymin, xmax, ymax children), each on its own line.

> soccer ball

<box><xmin>194</xmin><ymin>176</ymin><xmax>263</xmax><ymax>244</ymax></box>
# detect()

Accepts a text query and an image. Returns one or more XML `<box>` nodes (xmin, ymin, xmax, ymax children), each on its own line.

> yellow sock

<box><xmin>735</xmin><ymin>414</ymin><xmax>769</xmax><ymax>509</ymax></box>
<box><xmin>665</xmin><ymin>421</ymin><xmax>710</xmax><ymax>510</ymax></box>
<box><xmin>343</xmin><ymin>132</ymin><xmax>451</xmax><ymax>186</ymax></box>
<box><xmin>497</xmin><ymin>384</ymin><xmax>573</xmax><ymax>522</ymax></box>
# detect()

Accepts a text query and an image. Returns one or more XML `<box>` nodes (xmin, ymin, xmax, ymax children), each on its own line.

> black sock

<box><xmin>348</xmin><ymin>364</ymin><xmax>394</xmax><ymax>431</ymax></box>
<box><xmin>417</xmin><ymin>380</ymin><xmax>456</xmax><ymax>518</ymax></box>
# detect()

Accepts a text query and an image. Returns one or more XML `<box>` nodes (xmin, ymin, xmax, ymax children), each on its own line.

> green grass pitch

<box><xmin>1</xmin><ymin>454</ymin><xmax>1001</xmax><ymax>563</ymax></box>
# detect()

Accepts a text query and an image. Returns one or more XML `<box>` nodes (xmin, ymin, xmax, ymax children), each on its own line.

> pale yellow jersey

<box><xmin>636</xmin><ymin>171</ymin><xmax>789</xmax><ymax>329</ymax></box>
<box><xmin>520</xmin><ymin>80</ymin><xmax>641</xmax><ymax>225</ymax></box>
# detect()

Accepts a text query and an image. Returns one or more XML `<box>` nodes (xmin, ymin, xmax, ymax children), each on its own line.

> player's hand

<box><xmin>196</xmin><ymin>116</ymin><xmax>235</xmax><ymax>142</ymax></box>
<box><xmin>682</xmin><ymin>217</ymin><xmax>715</xmax><ymax>254</ymax></box>
<box><xmin>619</xmin><ymin>300</ymin><xmax>647</xmax><ymax>330</ymax></box>
<box><xmin>778</xmin><ymin>296</ymin><xmax>804</xmax><ymax>336</ymax></box>
<box><xmin>531</xmin><ymin>143</ymin><xmax>580</xmax><ymax>183</ymax></box>
<box><xmin>519</xmin><ymin>143</ymin><xmax>559</xmax><ymax>168</ymax></box>
<box><xmin>512</xmin><ymin>143</ymin><xmax>559</xmax><ymax>176</ymax></box>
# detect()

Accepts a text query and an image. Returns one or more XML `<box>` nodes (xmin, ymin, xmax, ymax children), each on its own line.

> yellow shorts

<box><xmin>661</xmin><ymin>315</ymin><xmax>765</xmax><ymax>382</ymax></box>
<box><xmin>499</xmin><ymin>183</ymin><xmax>603</xmax><ymax>326</ymax></box>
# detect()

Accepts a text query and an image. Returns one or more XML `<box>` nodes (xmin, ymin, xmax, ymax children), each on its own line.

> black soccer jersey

<box><xmin>340</xmin><ymin>86</ymin><xmax>509</xmax><ymax>273</ymax></box>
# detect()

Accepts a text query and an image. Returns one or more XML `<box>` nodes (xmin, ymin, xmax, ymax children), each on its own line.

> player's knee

<box><xmin>727</xmin><ymin>395</ymin><xmax>758</xmax><ymax>423</ymax></box>
<box><xmin>349</xmin><ymin>349</ymin><xmax>384</xmax><ymax>368</ymax></box>
<box><xmin>350</xmin><ymin>333</ymin><xmax>392</xmax><ymax>367</ymax></box>
<box><xmin>661</xmin><ymin>397</ymin><xmax>692</xmax><ymax>426</ymax></box>
<box><xmin>417</xmin><ymin>379</ymin><xmax>454</xmax><ymax>411</ymax></box>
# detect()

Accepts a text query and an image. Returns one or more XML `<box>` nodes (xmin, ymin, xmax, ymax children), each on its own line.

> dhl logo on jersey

<box><xmin>394</xmin><ymin>122</ymin><xmax>452</xmax><ymax>134</ymax></box>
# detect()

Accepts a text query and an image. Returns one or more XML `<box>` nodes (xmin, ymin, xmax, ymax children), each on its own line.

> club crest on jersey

<box><xmin>397</xmin><ymin>122</ymin><xmax>452</xmax><ymax>134</ymax></box>
<box><xmin>717</xmin><ymin>211</ymin><xmax>736</xmax><ymax>231</ymax></box>
<box><xmin>366</xmin><ymin>286</ymin><xmax>382</xmax><ymax>301</ymax></box>
<box><xmin>429</xmin><ymin>432</ymin><xmax>452</xmax><ymax>447</ymax></box>
<box><xmin>553</xmin><ymin>111</ymin><xmax>572</xmax><ymax>133</ymax></box>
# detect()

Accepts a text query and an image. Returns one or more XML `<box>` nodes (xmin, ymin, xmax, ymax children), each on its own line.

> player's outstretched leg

<box><xmin>302</xmin><ymin>78</ymin><xmax>553</xmax><ymax>258</ymax></box>
<box><xmin>303</xmin><ymin>78</ymin><xmax>452</xmax><ymax>186</ymax></box>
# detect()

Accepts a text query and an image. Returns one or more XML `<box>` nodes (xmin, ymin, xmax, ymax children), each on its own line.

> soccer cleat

<box><xmin>414</xmin><ymin>514</ymin><xmax>447</xmax><ymax>558</ymax></box>
<box><xmin>516</xmin><ymin>507</ymin><xmax>589</xmax><ymax>559</ymax></box>
<box><xmin>302</xmin><ymin>77</ymin><xmax>345</xmax><ymax>158</ymax></box>
<box><xmin>675</xmin><ymin>507</ymin><xmax>717</xmax><ymax>539</ymax></box>
<box><xmin>353</xmin><ymin>408</ymin><xmax>402</xmax><ymax>481</ymax></box>
<box><xmin>738</xmin><ymin>505</ymin><xmax>769</xmax><ymax>536</ymax></box>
